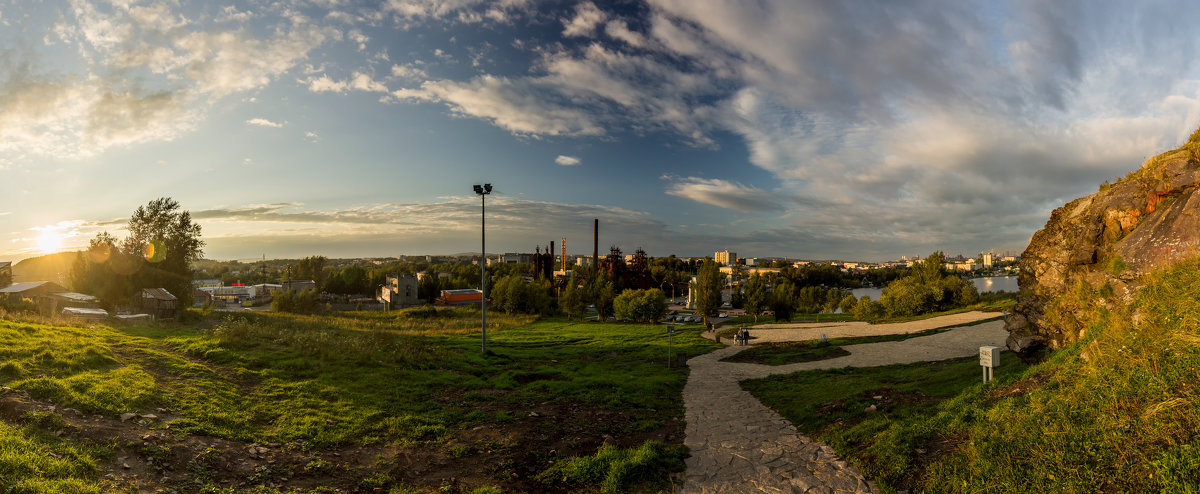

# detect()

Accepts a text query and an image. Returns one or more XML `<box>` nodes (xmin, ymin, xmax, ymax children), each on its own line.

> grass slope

<box><xmin>0</xmin><ymin>308</ymin><xmax>720</xmax><ymax>493</ymax></box>
<box><xmin>752</xmin><ymin>258</ymin><xmax>1200</xmax><ymax>492</ymax></box>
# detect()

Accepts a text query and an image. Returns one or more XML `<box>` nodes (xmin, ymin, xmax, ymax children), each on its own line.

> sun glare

<box><xmin>36</xmin><ymin>231</ymin><xmax>65</xmax><ymax>253</ymax></box>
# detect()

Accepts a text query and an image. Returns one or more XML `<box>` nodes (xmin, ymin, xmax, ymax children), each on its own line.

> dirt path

<box><xmin>682</xmin><ymin>315</ymin><xmax>1008</xmax><ymax>493</ymax></box>
<box><xmin>711</xmin><ymin>311</ymin><xmax>1000</xmax><ymax>344</ymax></box>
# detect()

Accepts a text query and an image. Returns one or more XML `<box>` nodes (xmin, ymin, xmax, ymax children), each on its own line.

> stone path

<box><xmin>722</xmin><ymin>311</ymin><xmax>1000</xmax><ymax>344</ymax></box>
<box><xmin>682</xmin><ymin>315</ymin><xmax>1009</xmax><ymax>493</ymax></box>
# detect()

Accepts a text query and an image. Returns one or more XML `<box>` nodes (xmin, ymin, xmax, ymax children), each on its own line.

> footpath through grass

<box><xmin>750</xmin><ymin>259</ymin><xmax>1200</xmax><ymax>492</ymax></box>
<box><xmin>0</xmin><ymin>308</ymin><xmax>721</xmax><ymax>493</ymax></box>
<box><xmin>723</xmin><ymin>315</ymin><xmax>1003</xmax><ymax>365</ymax></box>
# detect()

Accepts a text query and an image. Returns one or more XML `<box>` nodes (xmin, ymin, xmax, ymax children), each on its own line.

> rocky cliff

<box><xmin>1006</xmin><ymin>131</ymin><xmax>1200</xmax><ymax>358</ymax></box>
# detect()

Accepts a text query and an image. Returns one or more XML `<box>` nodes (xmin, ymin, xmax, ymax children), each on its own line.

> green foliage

<box><xmin>536</xmin><ymin>441</ymin><xmax>688</xmax><ymax>493</ymax></box>
<box><xmin>560</xmin><ymin>276</ymin><xmax>587</xmax><ymax>320</ymax></box>
<box><xmin>612</xmin><ymin>288</ymin><xmax>667</xmax><ymax>322</ymax></box>
<box><xmin>0</xmin><ymin>420</ymin><xmax>102</xmax><ymax>492</ymax></box>
<box><xmin>770</xmin><ymin>278</ymin><xmax>795</xmax><ymax>322</ymax></box>
<box><xmin>1110</xmin><ymin>255</ymin><xmax>1128</xmax><ymax>276</ymax></box>
<box><xmin>270</xmin><ymin>288</ymin><xmax>320</xmax><ymax>313</ymax></box>
<box><xmin>872</xmin><ymin>252</ymin><xmax>978</xmax><ymax>319</ymax></box>
<box><xmin>490</xmin><ymin>275</ymin><xmax>555</xmax><ymax>315</ymax></box>
<box><xmin>759</xmin><ymin>256</ymin><xmax>1200</xmax><ymax>492</ymax></box>
<box><xmin>71</xmin><ymin>198</ymin><xmax>203</xmax><ymax>308</ymax></box>
<box><xmin>742</xmin><ymin>274</ymin><xmax>767</xmax><ymax>322</ymax></box>
<box><xmin>852</xmin><ymin>296</ymin><xmax>883</xmax><ymax>321</ymax></box>
<box><xmin>591</xmin><ymin>278</ymin><xmax>616</xmax><ymax>321</ymax></box>
<box><xmin>692</xmin><ymin>261</ymin><xmax>724</xmax><ymax>322</ymax></box>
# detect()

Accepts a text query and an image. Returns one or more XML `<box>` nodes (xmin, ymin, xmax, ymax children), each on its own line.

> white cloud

<box><xmin>246</xmin><ymin>118</ymin><xmax>284</xmax><ymax>128</ymax></box>
<box><xmin>305</xmin><ymin>131</ymin><xmax>321</xmax><ymax>142</ymax></box>
<box><xmin>605</xmin><ymin>20</ymin><xmax>647</xmax><ymax>47</ymax></box>
<box><xmin>555</xmin><ymin>155</ymin><xmax>581</xmax><ymax>166</ymax></box>
<box><xmin>306</xmin><ymin>71</ymin><xmax>389</xmax><ymax>93</ymax></box>
<box><xmin>664</xmin><ymin>177</ymin><xmax>783</xmax><ymax>212</ymax></box>
<box><xmin>391</xmin><ymin>63</ymin><xmax>428</xmax><ymax>80</ymax></box>
<box><xmin>562</xmin><ymin>2</ymin><xmax>607</xmax><ymax>37</ymax></box>
<box><xmin>393</xmin><ymin>75</ymin><xmax>606</xmax><ymax>137</ymax></box>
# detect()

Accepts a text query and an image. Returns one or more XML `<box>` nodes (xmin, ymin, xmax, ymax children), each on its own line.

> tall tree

<box><xmin>743</xmin><ymin>273</ymin><xmax>767</xmax><ymax>323</ymax></box>
<box><xmin>771</xmin><ymin>277</ymin><xmax>795</xmax><ymax>323</ymax></box>
<box><xmin>123</xmin><ymin>198</ymin><xmax>204</xmax><ymax>306</ymax></box>
<box><xmin>693</xmin><ymin>261</ymin><xmax>724</xmax><ymax>325</ymax></box>
<box><xmin>561</xmin><ymin>276</ymin><xmax>586</xmax><ymax>320</ymax></box>
<box><xmin>72</xmin><ymin>199</ymin><xmax>203</xmax><ymax>307</ymax></box>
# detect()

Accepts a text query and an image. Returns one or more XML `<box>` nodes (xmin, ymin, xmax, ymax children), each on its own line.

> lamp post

<box><xmin>473</xmin><ymin>183</ymin><xmax>493</xmax><ymax>353</ymax></box>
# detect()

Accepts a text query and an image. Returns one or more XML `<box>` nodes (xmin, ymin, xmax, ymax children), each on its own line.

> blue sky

<box><xmin>4</xmin><ymin>0</ymin><xmax>1200</xmax><ymax>262</ymax></box>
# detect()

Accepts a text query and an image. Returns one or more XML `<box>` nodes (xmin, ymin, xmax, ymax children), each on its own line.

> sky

<box><xmin>5</xmin><ymin>0</ymin><xmax>1200</xmax><ymax>263</ymax></box>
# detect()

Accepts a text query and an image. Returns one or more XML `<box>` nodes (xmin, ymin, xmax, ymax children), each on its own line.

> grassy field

<box><xmin>748</xmin><ymin>259</ymin><xmax>1200</xmax><ymax>492</ymax></box>
<box><xmin>0</xmin><ymin>307</ymin><xmax>721</xmax><ymax>493</ymax></box>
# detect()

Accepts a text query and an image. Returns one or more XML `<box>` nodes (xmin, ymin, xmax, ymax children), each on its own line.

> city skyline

<box><xmin>6</xmin><ymin>1</ymin><xmax>1200</xmax><ymax>263</ymax></box>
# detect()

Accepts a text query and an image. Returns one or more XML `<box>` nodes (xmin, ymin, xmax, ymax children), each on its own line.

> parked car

<box><xmin>719</xmin><ymin>312</ymin><xmax>728</xmax><ymax>318</ymax></box>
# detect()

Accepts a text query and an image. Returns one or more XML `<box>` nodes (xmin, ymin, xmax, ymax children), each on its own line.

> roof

<box><xmin>0</xmin><ymin>281</ymin><xmax>65</xmax><ymax>294</ymax></box>
<box><xmin>442</xmin><ymin>289</ymin><xmax>483</xmax><ymax>295</ymax></box>
<box><xmin>54</xmin><ymin>292</ymin><xmax>99</xmax><ymax>302</ymax></box>
<box><xmin>140</xmin><ymin>288</ymin><xmax>178</xmax><ymax>301</ymax></box>
<box><xmin>0</xmin><ymin>261</ymin><xmax>10</xmax><ymax>269</ymax></box>
<box><xmin>62</xmin><ymin>307</ymin><xmax>108</xmax><ymax>317</ymax></box>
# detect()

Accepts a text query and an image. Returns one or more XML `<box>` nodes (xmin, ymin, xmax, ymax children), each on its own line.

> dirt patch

<box><xmin>811</xmin><ymin>387</ymin><xmax>942</xmax><ymax>436</ymax></box>
<box><xmin>986</xmin><ymin>371</ymin><xmax>1052</xmax><ymax>401</ymax></box>
<box><xmin>1</xmin><ymin>383</ymin><xmax>685</xmax><ymax>493</ymax></box>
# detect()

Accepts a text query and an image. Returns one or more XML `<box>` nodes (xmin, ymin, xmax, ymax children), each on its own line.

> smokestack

<box><xmin>593</xmin><ymin>218</ymin><xmax>599</xmax><ymax>274</ymax></box>
<box><xmin>562</xmin><ymin>237</ymin><xmax>567</xmax><ymax>271</ymax></box>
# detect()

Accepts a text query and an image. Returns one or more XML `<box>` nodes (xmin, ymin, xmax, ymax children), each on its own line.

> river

<box><xmin>850</xmin><ymin>276</ymin><xmax>1018</xmax><ymax>300</ymax></box>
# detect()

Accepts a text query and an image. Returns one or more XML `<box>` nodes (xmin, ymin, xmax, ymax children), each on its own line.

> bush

<box><xmin>612</xmin><ymin>288</ymin><xmax>667</xmax><ymax>322</ymax></box>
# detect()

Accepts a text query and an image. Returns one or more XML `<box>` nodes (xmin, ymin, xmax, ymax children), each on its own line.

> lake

<box><xmin>851</xmin><ymin>276</ymin><xmax>1018</xmax><ymax>300</ymax></box>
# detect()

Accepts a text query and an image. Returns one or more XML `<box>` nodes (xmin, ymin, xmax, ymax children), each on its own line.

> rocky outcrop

<box><xmin>1006</xmin><ymin>139</ymin><xmax>1200</xmax><ymax>358</ymax></box>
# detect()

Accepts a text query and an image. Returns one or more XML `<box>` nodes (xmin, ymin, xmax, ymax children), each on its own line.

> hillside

<box><xmin>12</xmin><ymin>252</ymin><xmax>78</xmax><ymax>285</ymax></box>
<box><xmin>1006</xmin><ymin>128</ymin><xmax>1200</xmax><ymax>357</ymax></box>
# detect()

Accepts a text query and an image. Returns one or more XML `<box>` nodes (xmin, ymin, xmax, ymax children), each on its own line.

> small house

<box><xmin>132</xmin><ymin>288</ymin><xmax>179</xmax><ymax>320</ymax></box>
<box><xmin>0</xmin><ymin>281</ymin><xmax>67</xmax><ymax>313</ymax></box>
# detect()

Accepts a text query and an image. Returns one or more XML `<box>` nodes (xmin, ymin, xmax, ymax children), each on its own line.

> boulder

<box><xmin>1007</xmin><ymin>133</ymin><xmax>1200</xmax><ymax>359</ymax></box>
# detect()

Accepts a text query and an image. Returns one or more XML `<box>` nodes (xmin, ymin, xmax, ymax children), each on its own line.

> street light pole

<box><xmin>473</xmin><ymin>183</ymin><xmax>493</xmax><ymax>353</ymax></box>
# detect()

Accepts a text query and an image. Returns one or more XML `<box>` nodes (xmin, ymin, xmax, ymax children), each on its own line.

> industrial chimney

<box><xmin>593</xmin><ymin>218</ymin><xmax>599</xmax><ymax>275</ymax></box>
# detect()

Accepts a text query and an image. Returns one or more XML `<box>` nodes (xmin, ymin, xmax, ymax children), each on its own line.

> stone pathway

<box><xmin>682</xmin><ymin>315</ymin><xmax>1009</xmax><ymax>493</ymax></box>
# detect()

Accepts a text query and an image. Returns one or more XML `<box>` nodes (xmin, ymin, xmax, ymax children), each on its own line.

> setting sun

<box><xmin>35</xmin><ymin>231</ymin><xmax>65</xmax><ymax>254</ymax></box>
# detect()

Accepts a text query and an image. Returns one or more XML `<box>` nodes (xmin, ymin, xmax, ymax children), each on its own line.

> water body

<box><xmin>850</xmin><ymin>276</ymin><xmax>1019</xmax><ymax>300</ymax></box>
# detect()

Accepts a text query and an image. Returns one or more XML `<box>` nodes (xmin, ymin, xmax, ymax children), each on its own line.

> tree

<box><xmin>71</xmin><ymin>198</ymin><xmax>203</xmax><ymax>308</ymax></box>
<box><xmin>838</xmin><ymin>294</ymin><xmax>858</xmax><ymax>314</ymax></box>
<box><xmin>771</xmin><ymin>278</ymin><xmax>796</xmax><ymax>322</ymax></box>
<box><xmin>613</xmin><ymin>288</ymin><xmax>667</xmax><ymax>322</ymax></box>
<box><xmin>291</xmin><ymin>256</ymin><xmax>327</xmax><ymax>286</ymax></box>
<box><xmin>853</xmin><ymin>295</ymin><xmax>883</xmax><ymax>321</ymax></box>
<box><xmin>593</xmin><ymin>279</ymin><xmax>616</xmax><ymax>321</ymax></box>
<box><xmin>743</xmin><ymin>273</ymin><xmax>768</xmax><ymax>323</ymax></box>
<box><xmin>561</xmin><ymin>276</ymin><xmax>586</xmax><ymax>320</ymax></box>
<box><xmin>123</xmin><ymin>198</ymin><xmax>204</xmax><ymax>306</ymax></box>
<box><xmin>693</xmin><ymin>261</ymin><xmax>725</xmax><ymax>324</ymax></box>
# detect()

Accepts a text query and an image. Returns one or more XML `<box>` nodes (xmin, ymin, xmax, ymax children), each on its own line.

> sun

<box><xmin>36</xmin><ymin>231</ymin><xmax>65</xmax><ymax>254</ymax></box>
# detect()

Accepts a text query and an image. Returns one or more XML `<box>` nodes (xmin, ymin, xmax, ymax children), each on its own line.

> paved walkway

<box><xmin>682</xmin><ymin>315</ymin><xmax>1009</xmax><ymax>493</ymax></box>
<box><xmin>716</xmin><ymin>311</ymin><xmax>1000</xmax><ymax>344</ymax></box>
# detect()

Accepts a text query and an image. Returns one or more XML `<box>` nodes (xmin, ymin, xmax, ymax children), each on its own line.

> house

<box><xmin>0</xmin><ymin>261</ymin><xmax>11</xmax><ymax>288</ymax></box>
<box><xmin>435</xmin><ymin>289</ymin><xmax>485</xmax><ymax>306</ymax></box>
<box><xmin>132</xmin><ymin>288</ymin><xmax>179</xmax><ymax>320</ymax></box>
<box><xmin>378</xmin><ymin>274</ymin><xmax>419</xmax><ymax>309</ymax></box>
<box><xmin>0</xmin><ymin>281</ymin><xmax>68</xmax><ymax>313</ymax></box>
<box><xmin>50</xmin><ymin>292</ymin><xmax>101</xmax><ymax>312</ymax></box>
<box><xmin>281</xmin><ymin>280</ymin><xmax>316</xmax><ymax>292</ymax></box>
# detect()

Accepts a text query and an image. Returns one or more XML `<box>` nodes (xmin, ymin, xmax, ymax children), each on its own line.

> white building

<box><xmin>714</xmin><ymin>250</ymin><xmax>736</xmax><ymax>266</ymax></box>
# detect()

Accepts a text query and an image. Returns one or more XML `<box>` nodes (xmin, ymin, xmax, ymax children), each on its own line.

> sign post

<box><xmin>979</xmin><ymin>346</ymin><xmax>1000</xmax><ymax>383</ymax></box>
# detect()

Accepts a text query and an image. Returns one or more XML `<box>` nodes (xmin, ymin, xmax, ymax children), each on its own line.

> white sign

<box><xmin>979</xmin><ymin>346</ymin><xmax>1000</xmax><ymax>368</ymax></box>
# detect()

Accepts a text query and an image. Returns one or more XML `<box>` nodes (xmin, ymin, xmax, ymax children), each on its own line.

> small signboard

<box><xmin>979</xmin><ymin>346</ymin><xmax>1000</xmax><ymax>368</ymax></box>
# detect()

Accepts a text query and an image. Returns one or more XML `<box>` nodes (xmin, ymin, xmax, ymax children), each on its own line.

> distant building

<box><xmin>436</xmin><ymin>289</ymin><xmax>485</xmax><ymax>306</ymax></box>
<box><xmin>379</xmin><ymin>274</ymin><xmax>419</xmax><ymax>309</ymax></box>
<box><xmin>501</xmin><ymin>253</ymin><xmax>531</xmax><ymax>264</ymax></box>
<box><xmin>575</xmin><ymin>256</ymin><xmax>593</xmax><ymax>267</ymax></box>
<box><xmin>281</xmin><ymin>280</ymin><xmax>316</xmax><ymax>292</ymax></box>
<box><xmin>983</xmin><ymin>253</ymin><xmax>994</xmax><ymax>267</ymax></box>
<box><xmin>714</xmin><ymin>250</ymin><xmax>736</xmax><ymax>266</ymax></box>
<box><xmin>192</xmin><ymin>279</ymin><xmax>222</xmax><ymax>289</ymax></box>
<box><xmin>132</xmin><ymin>288</ymin><xmax>179</xmax><ymax>320</ymax></box>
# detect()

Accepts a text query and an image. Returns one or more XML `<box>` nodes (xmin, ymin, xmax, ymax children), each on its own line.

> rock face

<box><xmin>1006</xmin><ymin>140</ymin><xmax>1200</xmax><ymax>358</ymax></box>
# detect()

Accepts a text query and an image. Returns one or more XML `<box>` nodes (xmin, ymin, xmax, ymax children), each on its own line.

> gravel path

<box><xmin>681</xmin><ymin>314</ymin><xmax>1009</xmax><ymax>493</ymax></box>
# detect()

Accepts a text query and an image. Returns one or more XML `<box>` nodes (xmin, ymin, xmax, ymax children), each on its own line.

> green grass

<box><xmin>0</xmin><ymin>418</ymin><xmax>105</xmax><ymax>493</ymax></box>
<box><xmin>750</xmin><ymin>257</ymin><xmax>1200</xmax><ymax>492</ymax></box>
<box><xmin>535</xmin><ymin>440</ymin><xmax>688</xmax><ymax>494</ymax></box>
<box><xmin>0</xmin><ymin>308</ymin><xmax>720</xmax><ymax>491</ymax></box>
